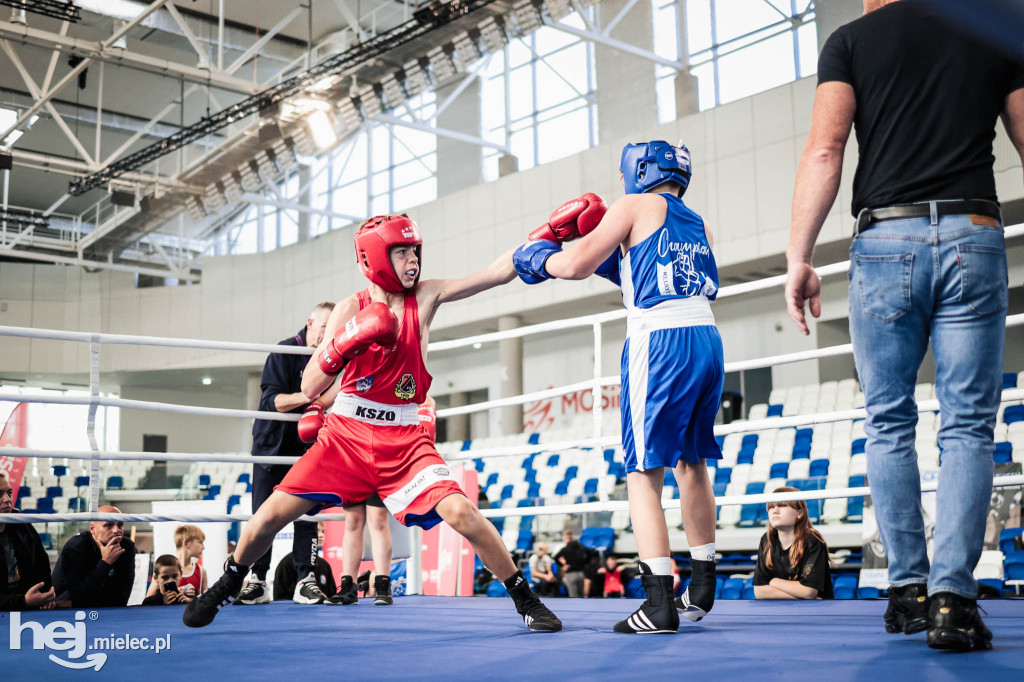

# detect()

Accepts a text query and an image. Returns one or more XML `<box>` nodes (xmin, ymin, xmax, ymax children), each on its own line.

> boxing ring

<box><xmin>2</xmin><ymin>223</ymin><xmax>1024</xmax><ymax>678</ymax></box>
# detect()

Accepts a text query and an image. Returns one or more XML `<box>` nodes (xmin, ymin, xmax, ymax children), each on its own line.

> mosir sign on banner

<box><xmin>523</xmin><ymin>386</ymin><xmax>621</xmax><ymax>432</ymax></box>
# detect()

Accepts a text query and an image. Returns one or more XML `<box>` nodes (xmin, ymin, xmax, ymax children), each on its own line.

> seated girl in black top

<box><xmin>753</xmin><ymin>487</ymin><xmax>834</xmax><ymax>599</ymax></box>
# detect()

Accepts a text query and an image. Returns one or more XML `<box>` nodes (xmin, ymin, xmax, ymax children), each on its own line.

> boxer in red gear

<box><xmin>186</xmin><ymin>214</ymin><xmax>562</xmax><ymax>632</ymax></box>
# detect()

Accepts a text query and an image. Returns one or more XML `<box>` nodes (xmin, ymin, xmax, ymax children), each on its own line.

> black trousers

<box><xmin>250</xmin><ymin>464</ymin><xmax>317</xmax><ymax>581</ymax></box>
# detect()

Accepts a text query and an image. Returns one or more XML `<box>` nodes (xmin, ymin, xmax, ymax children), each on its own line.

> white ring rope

<box><xmin>0</xmin><ymin>392</ymin><xmax>300</xmax><ymax>422</ymax></box>
<box><xmin>3</xmin><ymin>448</ymin><xmax>301</xmax><ymax>466</ymax></box>
<box><xmin>5</xmin><ymin>474</ymin><xmax>1022</xmax><ymax>524</ymax></box>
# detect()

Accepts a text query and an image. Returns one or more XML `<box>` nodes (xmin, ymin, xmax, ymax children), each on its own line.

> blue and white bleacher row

<box><xmin>16</xmin><ymin>459</ymin><xmax>151</xmax><ymax>515</ymax></box>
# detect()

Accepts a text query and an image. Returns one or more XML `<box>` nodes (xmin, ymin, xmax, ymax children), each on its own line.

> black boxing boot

<box><xmin>329</xmin><ymin>575</ymin><xmax>358</xmax><ymax>605</ymax></box>
<box><xmin>505</xmin><ymin>571</ymin><xmax>562</xmax><ymax>631</ymax></box>
<box><xmin>614</xmin><ymin>562</ymin><xmax>679</xmax><ymax>634</ymax></box>
<box><xmin>373</xmin><ymin>575</ymin><xmax>393</xmax><ymax>605</ymax></box>
<box><xmin>927</xmin><ymin>593</ymin><xmax>993</xmax><ymax>651</ymax></box>
<box><xmin>183</xmin><ymin>556</ymin><xmax>248</xmax><ymax>628</ymax></box>
<box><xmin>675</xmin><ymin>558</ymin><xmax>716</xmax><ymax>622</ymax></box>
<box><xmin>884</xmin><ymin>583</ymin><xmax>929</xmax><ymax>634</ymax></box>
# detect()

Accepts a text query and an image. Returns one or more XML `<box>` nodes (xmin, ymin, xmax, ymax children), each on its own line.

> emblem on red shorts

<box><xmin>394</xmin><ymin>373</ymin><xmax>416</xmax><ymax>400</ymax></box>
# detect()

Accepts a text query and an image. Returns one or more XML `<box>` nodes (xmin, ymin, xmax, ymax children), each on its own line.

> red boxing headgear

<box><xmin>354</xmin><ymin>215</ymin><xmax>422</xmax><ymax>293</ymax></box>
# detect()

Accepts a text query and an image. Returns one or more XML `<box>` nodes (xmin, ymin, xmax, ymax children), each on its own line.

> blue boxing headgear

<box><xmin>619</xmin><ymin>141</ymin><xmax>691</xmax><ymax>196</ymax></box>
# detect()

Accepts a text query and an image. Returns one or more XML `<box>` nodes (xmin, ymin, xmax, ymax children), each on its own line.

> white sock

<box><xmin>641</xmin><ymin>557</ymin><xmax>672</xmax><ymax>576</ymax></box>
<box><xmin>689</xmin><ymin>543</ymin><xmax>716</xmax><ymax>563</ymax></box>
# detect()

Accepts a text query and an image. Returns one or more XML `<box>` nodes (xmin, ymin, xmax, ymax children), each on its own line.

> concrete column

<box><xmin>675</xmin><ymin>1</ymin><xmax>699</xmax><ymax>117</ymax></box>
<box><xmin>498</xmin><ymin>315</ymin><xmax>523</xmax><ymax>435</ymax></box>
<box><xmin>595</xmin><ymin>0</ymin><xmax>658</xmax><ymax>144</ymax></box>
<box><xmin>448</xmin><ymin>391</ymin><xmax>470</xmax><ymax>441</ymax></box>
<box><xmin>814</xmin><ymin>0</ymin><xmax>863</xmax><ymax>50</ymax></box>
<box><xmin>246</xmin><ymin>372</ymin><xmax>262</xmax><ymax>411</ymax></box>
<box><xmin>436</xmin><ymin>77</ymin><xmax>484</xmax><ymax>195</ymax></box>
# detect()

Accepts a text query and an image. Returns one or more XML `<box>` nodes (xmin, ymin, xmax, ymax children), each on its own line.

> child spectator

<box><xmin>528</xmin><ymin>542</ymin><xmax>559</xmax><ymax>598</ymax></box>
<box><xmin>753</xmin><ymin>487</ymin><xmax>834</xmax><ymax>599</ymax></box>
<box><xmin>598</xmin><ymin>556</ymin><xmax>624</xmax><ymax>598</ymax></box>
<box><xmin>143</xmin><ymin>555</ymin><xmax>192</xmax><ymax>606</ymax></box>
<box><xmin>173</xmin><ymin>525</ymin><xmax>207</xmax><ymax>596</ymax></box>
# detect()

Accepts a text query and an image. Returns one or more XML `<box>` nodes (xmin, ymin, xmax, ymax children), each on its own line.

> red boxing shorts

<box><xmin>276</xmin><ymin>395</ymin><xmax>463</xmax><ymax>529</ymax></box>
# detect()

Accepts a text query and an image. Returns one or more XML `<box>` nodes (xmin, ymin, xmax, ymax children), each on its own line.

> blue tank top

<box><xmin>618</xmin><ymin>195</ymin><xmax>719</xmax><ymax>310</ymax></box>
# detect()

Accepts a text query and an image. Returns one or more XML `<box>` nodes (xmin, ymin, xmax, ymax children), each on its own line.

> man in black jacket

<box><xmin>237</xmin><ymin>302</ymin><xmax>335</xmax><ymax>606</ymax></box>
<box><xmin>0</xmin><ymin>472</ymin><xmax>55</xmax><ymax>610</ymax></box>
<box><xmin>51</xmin><ymin>505</ymin><xmax>136</xmax><ymax>608</ymax></box>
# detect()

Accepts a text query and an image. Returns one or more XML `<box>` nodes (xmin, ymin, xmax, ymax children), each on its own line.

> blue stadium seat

<box><xmin>766</xmin><ymin>404</ymin><xmax>784</xmax><ymax>417</ymax></box>
<box><xmin>516</xmin><ymin>529</ymin><xmax>534</xmax><ymax>553</ymax></box>
<box><xmin>663</xmin><ymin>470</ymin><xmax>677</xmax><ymax>486</ymax></box>
<box><xmin>706</xmin><ymin>457</ymin><xmax>718</xmax><ymax>468</ymax></box>
<box><xmin>721</xmin><ymin>577</ymin><xmax>744</xmax><ymax>599</ymax></box>
<box><xmin>791</xmin><ymin>443</ymin><xmax>812</xmax><ymax>459</ymax></box>
<box><xmin>202</xmin><ymin>484</ymin><xmax>221</xmax><ymax>500</ymax></box>
<box><xmin>736</xmin><ymin>449</ymin><xmax>755</xmax><ymax>465</ymax></box>
<box><xmin>715</xmin><ymin>436</ymin><xmax>725</xmax><ymax>448</ymax></box>
<box><xmin>579</xmin><ymin>526</ymin><xmax>615</xmax><ymax>552</ymax></box>
<box><xmin>624</xmin><ymin>577</ymin><xmax>644</xmax><ymax>599</ymax></box>
<box><xmin>524</xmin><ymin>470</ymin><xmax>538</xmax><ymax>483</ymax></box>
<box><xmin>226</xmin><ymin>494</ymin><xmax>241</xmax><ymax>513</ymax></box>
<box><xmin>527</xmin><ymin>482</ymin><xmax>541</xmax><ymax>498</ymax></box>
<box><xmin>227</xmin><ymin>522</ymin><xmax>240</xmax><ymax>544</ymax></box>
<box><xmin>499</xmin><ymin>484</ymin><xmax>514</xmax><ymax>500</ymax></box>
<box><xmin>46</xmin><ymin>485</ymin><xmax>62</xmax><ymax>498</ymax></box>
<box><xmin>564</xmin><ymin>466</ymin><xmax>579</xmax><ymax>480</ymax></box>
<box><xmin>198</xmin><ymin>474</ymin><xmax>211</xmax><ymax>489</ymax></box>
<box><xmin>74</xmin><ymin>475</ymin><xmax>89</xmax><ymax>488</ymax></box>
<box><xmin>833</xmin><ymin>574</ymin><xmax>858</xmax><ymax>599</ymax></box>
<box><xmin>848</xmin><ymin>475</ymin><xmax>866</xmax><ymax>488</ymax></box>
<box><xmin>52</xmin><ymin>465</ymin><xmax>68</xmax><ymax>477</ymax></box>
<box><xmin>460</xmin><ymin>440</ymin><xmax>472</xmax><ymax>451</ymax></box>
<box><xmin>714</xmin><ymin>467</ymin><xmax>732</xmax><ymax>485</ymax></box>
<box><xmin>68</xmin><ymin>497</ymin><xmax>86</xmax><ymax>512</ymax></box>
<box><xmin>795</xmin><ymin>427</ymin><xmax>814</xmax><ymax>442</ymax></box>
<box><xmin>473</xmin><ymin>458</ymin><xmax>485</xmax><ymax>472</ymax></box>
<box><xmin>999</xmin><ymin>528</ymin><xmax>1022</xmax><ymax>554</ymax></box>
<box><xmin>851</xmin><ymin>438</ymin><xmax>867</xmax><ymax>455</ymax></box>
<box><xmin>741</xmin><ymin>579</ymin><xmax>756</xmax><ymax>599</ymax></box>
<box><xmin>237</xmin><ymin>472</ymin><xmax>250</xmax><ymax>484</ymax></box>
<box><xmin>18</xmin><ymin>485</ymin><xmax>30</xmax><ymax>500</ymax></box>
<box><xmin>738</xmin><ymin>505</ymin><xmax>760</xmax><ymax>527</ymax></box>
<box><xmin>583</xmin><ymin>478</ymin><xmax>599</xmax><ymax>495</ymax></box>
<box><xmin>1005</xmin><ymin>551</ymin><xmax>1024</xmax><ymax>581</ymax></box>
<box><xmin>846</xmin><ymin>496</ymin><xmax>864</xmax><ymax>522</ymax></box>
<box><xmin>713</xmin><ymin>482</ymin><xmax>728</xmax><ymax>497</ymax></box>
<box><xmin>36</xmin><ymin>498</ymin><xmax>55</xmax><ymax>514</ymax></box>
<box><xmin>485</xmin><ymin>581</ymin><xmax>508</xmax><ymax>597</ymax></box>
<box><xmin>857</xmin><ymin>587</ymin><xmax>881</xmax><ymax>599</ymax></box>
<box><xmin>769</xmin><ymin>462</ymin><xmax>789</xmax><ymax>480</ymax></box>
<box><xmin>485</xmin><ymin>473</ymin><xmax>499</xmax><ymax>487</ymax></box>
<box><xmin>994</xmin><ymin>442</ymin><xmax>1012</xmax><ymax>464</ymax></box>
<box><xmin>978</xmin><ymin>578</ymin><xmax>1003</xmax><ymax>593</ymax></box>
<box><xmin>546</xmin><ymin>454</ymin><xmax>560</xmax><ymax>467</ymax></box>
<box><xmin>106</xmin><ymin>476</ymin><xmax>124</xmax><ymax>490</ymax></box>
<box><xmin>1003</xmin><ymin>372</ymin><xmax>1019</xmax><ymax>389</ymax></box>
<box><xmin>1002</xmin><ymin>405</ymin><xmax>1024</xmax><ymax>425</ymax></box>
<box><xmin>38</xmin><ymin>532</ymin><xmax>53</xmax><ymax>550</ymax></box>
<box><xmin>741</xmin><ymin>434</ymin><xmax>759</xmax><ymax>449</ymax></box>
<box><xmin>554</xmin><ymin>481</ymin><xmax>570</xmax><ymax>495</ymax></box>
<box><xmin>808</xmin><ymin>459</ymin><xmax>829</xmax><ymax>477</ymax></box>
<box><xmin>527</xmin><ymin>433</ymin><xmax>540</xmax><ymax>445</ymax></box>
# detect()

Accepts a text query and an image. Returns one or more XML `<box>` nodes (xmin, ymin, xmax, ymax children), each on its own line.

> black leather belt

<box><xmin>854</xmin><ymin>199</ymin><xmax>1002</xmax><ymax>235</ymax></box>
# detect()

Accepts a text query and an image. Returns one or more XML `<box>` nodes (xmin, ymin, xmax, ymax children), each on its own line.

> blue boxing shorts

<box><xmin>620</xmin><ymin>323</ymin><xmax>724</xmax><ymax>472</ymax></box>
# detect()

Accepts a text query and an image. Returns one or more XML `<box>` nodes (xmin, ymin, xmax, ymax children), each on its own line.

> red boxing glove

<box><xmin>317</xmin><ymin>302</ymin><xmax>399</xmax><ymax>376</ymax></box>
<box><xmin>418</xmin><ymin>398</ymin><xmax>437</xmax><ymax>443</ymax></box>
<box><xmin>528</xmin><ymin>193</ymin><xmax>608</xmax><ymax>244</ymax></box>
<box><xmin>297</xmin><ymin>404</ymin><xmax>325</xmax><ymax>444</ymax></box>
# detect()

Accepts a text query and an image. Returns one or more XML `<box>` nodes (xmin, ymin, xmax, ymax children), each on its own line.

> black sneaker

<box><xmin>884</xmin><ymin>583</ymin><xmax>929</xmax><ymax>634</ymax></box>
<box><xmin>294</xmin><ymin>572</ymin><xmax>329</xmax><ymax>604</ymax></box>
<box><xmin>373</xmin><ymin>576</ymin><xmax>394</xmax><ymax>605</ymax></box>
<box><xmin>183</xmin><ymin>559</ymin><xmax>247</xmax><ymax>628</ymax></box>
<box><xmin>675</xmin><ymin>558</ymin><xmax>716</xmax><ymax>622</ymax></box>
<box><xmin>506</xmin><ymin>573</ymin><xmax>562</xmax><ymax>631</ymax></box>
<box><xmin>615</xmin><ymin>571</ymin><xmax>679</xmax><ymax>634</ymax></box>
<box><xmin>330</xmin><ymin>575</ymin><xmax>358</xmax><ymax>605</ymax></box>
<box><xmin>357</xmin><ymin>569</ymin><xmax>371</xmax><ymax>595</ymax></box>
<box><xmin>234</xmin><ymin>578</ymin><xmax>270</xmax><ymax>605</ymax></box>
<box><xmin>927</xmin><ymin>593</ymin><xmax>993</xmax><ymax>651</ymax></box>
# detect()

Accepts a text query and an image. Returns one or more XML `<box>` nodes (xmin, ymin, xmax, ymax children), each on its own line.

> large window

<box><xmin>657</xmin><ymin>0</ymin><xmax>817</xmax><ymax>115</ymax></box>
<box><xmin>481</xmin><ymin>14</ymin><xmax>597</xmax><ymax>181</ymax></box>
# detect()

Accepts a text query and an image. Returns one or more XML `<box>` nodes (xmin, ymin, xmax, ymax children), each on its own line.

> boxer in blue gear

<box><xmin>514</xmin><ymin>140</ymin><xmax>721</xmax><ymax>633</ymax></box>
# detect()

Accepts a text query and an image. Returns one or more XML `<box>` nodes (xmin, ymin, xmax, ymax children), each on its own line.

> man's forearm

<box><xmin>273</xmin><ymin>392</ymin><xmax>311</xmax><ymax>413</ymax></box>
<box><xmin>788</xmin><ymin>147</ymin><xmax>844</xmax><ymax>264</ymax></box>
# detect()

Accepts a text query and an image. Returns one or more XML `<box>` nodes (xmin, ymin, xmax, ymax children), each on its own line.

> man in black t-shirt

<box><xmin>553</xmin><ymin>530</ymin><xmax>587</xmax><ymax>597</ymax></box>
<box><xmin>51</xmin><ymin>506</ymin><xmax>136</xmax><ymax>608</ymax></box>
<box><xmin>785</xmin><ymin>0</ymin><xmax>1024</xmax><ymax>652</ymax></box>
<box><xmin>237</xmin><ymin>302</ymin><xmax>334</xmax><ymax>606</ymax></box>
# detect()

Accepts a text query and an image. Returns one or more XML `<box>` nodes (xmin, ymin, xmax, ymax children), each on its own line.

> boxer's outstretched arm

<box><xmin>423</xmin><ymin>246</ymin><xmax>518</xmax><ymax>306</ymax></box>
<box><xmin>543</xmin><ymin>195</ymin><xmax>635</xmax><ymax>280</ymax></box>
<box><xmin>301</xmin><ymin>294</ymin><xmax>359</xmax><ymax>400</ymax></box>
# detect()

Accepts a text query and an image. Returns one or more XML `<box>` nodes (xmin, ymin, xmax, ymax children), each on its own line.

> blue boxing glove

<box><xmin>514</xmin><ymin>240</ymin><xmax>562</xmax><ymax>284</ymax></box>
<box><xmin>594</xmin><ymin>250</ymin><xmax>621</xmax><ymax>286</ymax></box>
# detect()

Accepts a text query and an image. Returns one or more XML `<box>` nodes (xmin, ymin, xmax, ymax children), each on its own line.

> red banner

<box><xmin>523</xmin><ymin>386</ymin><xmax>621</xmax><ymax>431</ymax></box>
<box><xmin>420</xmin><ymin>465</ymin><xmax>478</xmax><ymax>596</ymax></box>
<box><xmin>0</xmin><ymin>403</ymin><xmax>29</xmax><ymax>505</ymax></box>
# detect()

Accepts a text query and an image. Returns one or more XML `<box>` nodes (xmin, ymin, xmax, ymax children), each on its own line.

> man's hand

<box><xmin>100</xmin><ymin>536</ymin><xmax>125</xmax><ymax>565</ymax></box>
<box><xmin>785</xmin><ymin>261</ymin><xmax>821</xmax><ymax>335</ymax></box>
<box><xmin>25</xmin><ymin>582</ymin><xmax>55</xmax><ymax>608</ymax></box>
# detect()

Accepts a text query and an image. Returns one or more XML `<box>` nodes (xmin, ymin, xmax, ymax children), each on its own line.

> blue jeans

<box><xmin>848</xmin><ymin>210</ymin><xmax>1007</xmax><ymax>599</ymax></box>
